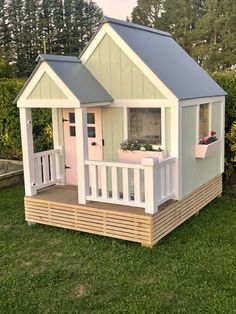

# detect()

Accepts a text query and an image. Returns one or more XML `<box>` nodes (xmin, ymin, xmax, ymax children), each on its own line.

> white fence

<box><xmin>33</xmin><ymin>149</ymin><xmax>62</xmax><ymax>190</ymax></box>
<box><xmin>85</xmin><ymin>157</ymin><xmax>176</xmax><ymax>214</ymax></box>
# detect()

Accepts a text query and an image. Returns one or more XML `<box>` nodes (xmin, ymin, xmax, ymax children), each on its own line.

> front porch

<box><xmin>30</xmin><ymin>146</ymin><xmax>177</xmax><ymax>214</ymax></box>
<box><xmin>25</xmin><ymin>175</ymin><xmax>222</xmax><ymax>247</ymax></box>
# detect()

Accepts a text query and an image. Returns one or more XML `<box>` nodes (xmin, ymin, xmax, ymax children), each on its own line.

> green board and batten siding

<box><xmin>86</xmin><ymin>34</ymin><xmax>166</xmax><ymax>161</ymax></box>
<box><xmin>28</xmin><ymin>72</ymin><xmax>67</xmax><ymax>100</ymax></box>
<box><xmin>102</xmin><ymin>108</ymin><xmax>123</xmax><ymax>161</ymax></box>
<box><xmin>182</xmin><ymin>102</ymin><xmax>222</xmax><ymax>197</ymax></box>
<box><xmin>85</xmin><ymin>34</ymin><xmax>165</xmax><ymax>100</ymax></box>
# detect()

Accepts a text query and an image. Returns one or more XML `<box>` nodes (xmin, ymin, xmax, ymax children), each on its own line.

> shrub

<box><xmin>0</xmin><ymin>78</ymin><xmax>53</xmax><ymax>159</ymax></box>
<box><xmin>0</xmin><ymin>79</ymin><xmax>24</xmax><ymax>159</ymax></box>
<box><xmin>212</xmin><ymin>71</ymin><xmax>236</xmax><ymax>179</ymax></box>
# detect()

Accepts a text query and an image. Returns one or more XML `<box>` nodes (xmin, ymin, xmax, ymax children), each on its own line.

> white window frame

<box><xmin>196</xmin><ymin>103</ymin><xmax>212</xmax><ymax>142</ymax></box>
<box><xmin>123</xmin><ymin>107</ymin><xmax>165</xmax><ymax>148</ymax></box>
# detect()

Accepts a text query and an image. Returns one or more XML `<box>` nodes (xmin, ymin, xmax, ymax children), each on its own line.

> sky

<box><xmin>95</xmin><ymin>0</ymin><xmax>137</xmax><ymax>20</ymax></box>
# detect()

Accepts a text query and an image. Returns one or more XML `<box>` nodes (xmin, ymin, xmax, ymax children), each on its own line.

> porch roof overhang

<box><xmin>15</xmin><ymin>54</ymin><xmax>113</xmax><ymax>108</ymax></box>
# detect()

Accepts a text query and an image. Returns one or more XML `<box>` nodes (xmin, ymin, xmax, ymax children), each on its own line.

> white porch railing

<box><xmin>85</xmin><ymin>157</ymin><xmax>176</xmax><ymax>214</ymax></box>
<box><xmin>33</xmin><ymin>149</ymin><xmax>62</xmax><ymax>190</ymax></box>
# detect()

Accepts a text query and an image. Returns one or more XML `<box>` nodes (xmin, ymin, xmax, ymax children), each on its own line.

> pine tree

<box><xmin>23</xmin><ymin>0</ymin><xmax>42</xmax><ymax>74</ymax></box>
<box><xmin>8</xmin><ymin>0</ymin><xmax>26</xmax><ymax>76</ymax></box>
<box><xmin>0</xmin><ymin>0</ymin><xmax>11</xmax><ymax>61</ymax></box>
<box><xmin>51</xmin><ymin>0</ymin><xmax>64</xmax><ymax>54</ymax></box>
<box><xmin>160</xmin><ymin>0</ymin><xmax>204</xmax><ymax>53</ymax></box>
<box><xmin>0</xmin><ymin>0</ymin><xmax>103</xmax><ymax>76</ymax></box>
<box><xmin>191</xmin><ymin>0</ymin><xmax>236</xmax><ymax>71</ymax></box>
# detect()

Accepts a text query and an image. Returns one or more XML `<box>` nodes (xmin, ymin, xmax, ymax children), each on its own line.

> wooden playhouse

<box><xmin>15</xmin><ymin>17</ymin><xmax>226</xmax><ymax>247</ymax></box>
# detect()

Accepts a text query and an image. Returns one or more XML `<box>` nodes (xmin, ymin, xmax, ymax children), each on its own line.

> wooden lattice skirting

<box><xmin>25</xmin><ymin>175</ymin><xmax>222</xmax><ymax>247</ymax></box>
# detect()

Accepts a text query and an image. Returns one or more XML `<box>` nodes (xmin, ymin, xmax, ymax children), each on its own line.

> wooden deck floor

<box><xmin>33</xmin><ymin>185</ymin><xmax>148</xmax><ymax>215</ymax></box>
<box><xmin>25</xmin><ymin>175</ymin><xmax>222</xmax><ymax>247</ymax></box>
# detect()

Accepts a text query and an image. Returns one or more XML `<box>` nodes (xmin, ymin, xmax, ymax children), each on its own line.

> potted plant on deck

<box><xmin>195</xmin><ymin>131</ymin><xmax>221</xmax><ymax>159</ymax></box>
<box><xmin>117</xmin><ymin>140</ymin><xmax>168</xmax><ymax>164</ymax></box>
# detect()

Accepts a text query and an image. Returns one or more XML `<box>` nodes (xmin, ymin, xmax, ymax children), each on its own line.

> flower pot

<box><xmin>117</xmin><ymin>149</ymin><xmax>168</xmax><ymax>164</ymax></box>
<box><xmin>195</xmin><ymin>139</ymin><xmax>221</xmax><ymax>159</ymax></box>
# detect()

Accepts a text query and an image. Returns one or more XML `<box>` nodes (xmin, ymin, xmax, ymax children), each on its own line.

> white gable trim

<box><xmin>17</xmin><ymin>62</ymin><xmax>81</xmax><ymax>108</ymax></box>
<box><xmin>80</xmin><ymin>23</ymin><xmax>177</xmax><ymax>102</ymax></box>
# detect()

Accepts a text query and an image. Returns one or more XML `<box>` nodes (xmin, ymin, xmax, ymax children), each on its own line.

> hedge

<box><xmin>212</xmin><ymin>71</ymin><xmax>236</xmax><ymax>179</ymax></box>
<box><xmin>0</xmin><ymin>78</ymin><xmax>52</xmax><ymax>160</ymax></box>
<box><xmin>0</xmin><ymin>72</ymin><xmax>235</xmax><ymax>179</ymax></box>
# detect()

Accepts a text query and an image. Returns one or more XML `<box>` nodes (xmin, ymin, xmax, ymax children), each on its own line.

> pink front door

<box><xmin>63</xmin><ymin>108</ymin><xmax>103</xmax><ymax>185</ymax></box>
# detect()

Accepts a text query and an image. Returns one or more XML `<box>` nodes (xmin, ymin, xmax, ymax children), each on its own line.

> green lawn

<box><xmin>0</xmin><ymin>185</ymin><xmax>236</xmax><ymax>314</ymax></box>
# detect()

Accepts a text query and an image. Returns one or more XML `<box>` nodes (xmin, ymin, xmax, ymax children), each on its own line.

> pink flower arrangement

<box><xmin>199</xmin><ymin>130</ymin><xmax>218</xmax><ymax>145</ymax></box>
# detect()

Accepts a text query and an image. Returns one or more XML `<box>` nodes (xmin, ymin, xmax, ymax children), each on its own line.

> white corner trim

<box><xmin>17</xmin><ymin>62</ymin><xmax>80</xmax><ymax>107</ymax></box>
<box><xmin>80</xmin><ymin>24</ymin><xmax>177</xmax><ymax>102</ymax></box>
<box><xmin>221</xmin><ymin>98</ymin><xmax>225</xmax><ymax>173</ymax></box>
<box><xmin>161</xmin><ymin>107</ymin><xmax>166</xmax><ymax>148</ymax></box>
<box><xmin>178</xmin><ymin>104</ymin><xmax>183</xmax><ymax>199</ymax></box>
<box><xmin>123</xmin><ymin>107</ymin><xmax>128</xmax><ymax>139</ymax></box>
<box><xmin>196</xmin><ymin>104</ymin><xmax>200</xmax><ymax>143</ymax></box>
<box><xmin>209</xmin><ymin>102</ymin><xmax>212</xmax><ymax>132</ymax></box>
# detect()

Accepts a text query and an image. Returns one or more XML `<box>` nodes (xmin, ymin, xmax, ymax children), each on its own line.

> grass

<box><xmin>0</xmin><ymin>185</ymin><xmax>236</xmax><ymax>314</ymax></box>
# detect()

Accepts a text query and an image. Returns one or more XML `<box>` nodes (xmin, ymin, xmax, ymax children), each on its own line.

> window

<box><xmin>67</xmin><ymin>111</ymin><xmax>97</xmax><ymax>138</ymax></box>
<box><xmin>128</xmin><ymin>108</ymin><xmax>161</xmax><ymax>144</ymax></box>
<box><xmin>87</xmin><ymin>113</ymin><xmax>95</xmax><ymax>124</ymax></box>
<box><xmin>199</xmin><ymin>104</ymin><xmax>210</xmax><ymax>139</ymax></box>
<box><xmin>69</xmin><ymin>112</ymin><xmax>75</xmax><ymax>124</ymax></box>
<box><xmin>68</xmin><ymin>112</ymin><xmax>76</xmax><ymax>137</ymax></box>
<box><xmin>88</xmin><ymin>127</ymin><xmax>96</xmax><ymax>138</ymax></box>
<box><xmin>69</xmin><ymin>126</ymin><xmax>76</xmax><ymax>137</ymax></box>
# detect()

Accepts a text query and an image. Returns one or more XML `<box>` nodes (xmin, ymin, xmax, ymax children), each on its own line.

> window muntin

<box><xmin>199</xmin><ymin>104</ymin><xmax>210</xmax><ymax>139</ymax></box>
<box><xmin>68</xmin><ymin>112</ymin><xmax>97</xmax><ymax>138</ymax></box>
<box><xmin>128</xmin><ymin>108</ymin><xmax>161</xmax><ymax>144</ymax></box>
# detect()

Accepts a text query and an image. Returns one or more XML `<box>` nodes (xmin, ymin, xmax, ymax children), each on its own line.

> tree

<box><xmin>0</xmin><ymin>0</ymin><xmax>103</xmax><ymax>77</ymax></box>
<box><xmin>160</xmin><ymin>0</ymin><xmax>204</xmax><ymax>53</ymax></box>
<box><xmin>0</xmin><ymin>0</ymin><xmax>11</xmax><ymax>61</ymax></box>
<box><xmin>131</xmin><ymin>0</ymin><xmax>236</xmax><ymax>71</ymax></box>
<box><xmin>131</xmin><ymin>0</ymin><xmax>164</xmax><ymax>29</ymax></box>
<box><xmin>23</xmin><ymin>0</ymin><xmax>42</xmax><ymax>74</ymax></box>
<box><xmin>191</xmin><ymin>0</ymin><xmax>236</xmax><ymax>71</ymax></box>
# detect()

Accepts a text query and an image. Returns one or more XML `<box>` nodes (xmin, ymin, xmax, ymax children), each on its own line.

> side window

<box><xmin>199</xmin><ymin>104</ymin><xmax>210</xmax><ymax>139</ymax></box>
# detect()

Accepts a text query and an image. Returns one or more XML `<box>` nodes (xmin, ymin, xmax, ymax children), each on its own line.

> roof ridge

<box><xmin>36</xmin><ymin>54</ymin><xmax>80</xmax><ymax>63</ymax></box>
<box><xmin>102</xmin><ymin>16</ymin><xmax>172</xmax><ymax>38</ymax></box>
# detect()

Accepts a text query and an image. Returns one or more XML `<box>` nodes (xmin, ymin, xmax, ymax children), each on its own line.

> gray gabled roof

<box><xmin>101</xmin><ymin>17</ymin><xmax>226</xmax><ymax>100</ymax></box>
<box><xmin>15</xmin><ymin>54</ymin><xmax>113</xmax><ymax>104</ymax></box>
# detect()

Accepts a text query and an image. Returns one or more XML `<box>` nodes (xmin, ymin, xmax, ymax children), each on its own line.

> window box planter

<box><xmin>195</xmin><ymin>139</ymin><xmax>221</xmax><ymax>159</ymax></box>
<box><xmin>117</xmin><ymin>149</ymin><xmax>168</xmax><ymax>164</ymax></box>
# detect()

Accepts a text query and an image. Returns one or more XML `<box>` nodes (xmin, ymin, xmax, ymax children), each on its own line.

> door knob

<box><xmin>91</xmin><ymin>142</ymin><xmax>96</xmax><ymax>146</ymax></box>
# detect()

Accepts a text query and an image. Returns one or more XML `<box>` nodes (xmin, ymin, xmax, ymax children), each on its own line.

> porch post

<box><xmin>52</xmin><ymin>108</ymin><xmax>65</xmax><ymax>183</ymax></box>
<box><xmin>75</xmin><ymin>107</ymin><xmax>89</xmax><ymax>204</ymax></box>
<box><xmin>19</xmin><ymin>107</ymin><xmax>36</xmax><ymax>196</ymax></box>
<box><xmin>142</xmin><ymin>157</ymin><xmax>159</xmax><ymax>214</ymax></box>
